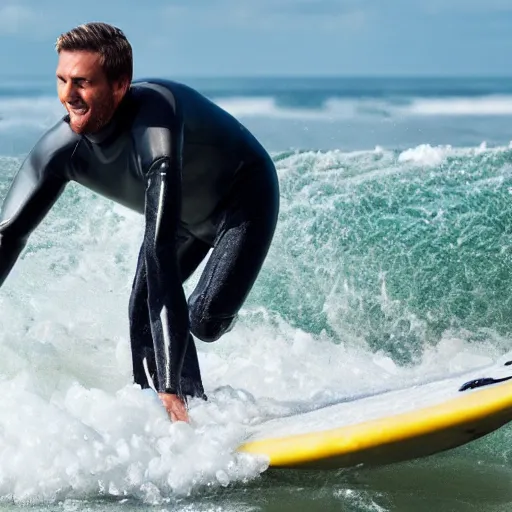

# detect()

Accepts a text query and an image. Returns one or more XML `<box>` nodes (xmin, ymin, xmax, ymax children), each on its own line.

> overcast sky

<box><xmin>0</xmin><ymin>0</ymin><xmax>510</xmax><ymax>78</ymax></box>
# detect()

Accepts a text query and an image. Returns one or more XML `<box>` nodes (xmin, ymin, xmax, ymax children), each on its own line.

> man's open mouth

<box><xmin>68</xmin><ymin>104</ymin><xmax>88</xmax><ymax>115</ymax></box>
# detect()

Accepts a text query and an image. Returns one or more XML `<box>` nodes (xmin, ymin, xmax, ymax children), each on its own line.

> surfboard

<box><xmin>237</xmin><ymin>354</ymin><xmax>512</xmax><ymax>469</ymax></box>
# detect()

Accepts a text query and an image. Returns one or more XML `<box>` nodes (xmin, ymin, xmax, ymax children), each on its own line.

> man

<box><xmin>0</xmin><ymin>22</ymin><xmax>279</xmax><ymax>423</ymax></box>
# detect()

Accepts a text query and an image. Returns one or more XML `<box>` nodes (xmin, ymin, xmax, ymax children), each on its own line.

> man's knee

<box><xmin>189</xmin><ymin>305</ymin><xmax>237</xmax><ymax>343</ymax></box>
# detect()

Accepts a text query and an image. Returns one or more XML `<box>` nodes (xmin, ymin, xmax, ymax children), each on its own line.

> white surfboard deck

<box><xmin>238</xmin><ymin>354</ymin><xmax>512</xmax><ymax>469</ymax></box>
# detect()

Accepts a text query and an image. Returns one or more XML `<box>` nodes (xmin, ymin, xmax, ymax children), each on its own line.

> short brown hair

<box><xmin>55</xmin><ymin>22</ymin><xmax>133</xmax><ymax>82</ymax></box>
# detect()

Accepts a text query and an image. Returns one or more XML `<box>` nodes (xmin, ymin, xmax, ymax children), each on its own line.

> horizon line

<box><xmin>0</xmin><ymin>73</ymin><xmax>511</xmax><ymax>80</ymax></box>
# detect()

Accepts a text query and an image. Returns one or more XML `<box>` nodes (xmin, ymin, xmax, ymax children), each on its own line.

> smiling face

<box><xmin>56</xmin><ymin>50</ymin><xmax>129</xmax><ymax>134</ymax></box>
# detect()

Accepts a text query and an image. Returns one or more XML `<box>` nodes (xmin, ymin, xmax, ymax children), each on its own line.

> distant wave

<box><xmin>0</xmin><ymin>96</ymin><xmax>61</xmax><ymax>131</ymax></box>
<box><xmin>214</xmin><ymin>96</ymin><xmax>359</xmax><ymax>120</ymax></box>
<box><xmin>406</xmin><ymin>95</ymin><xmax>512</xmax><ymax>116</ymax></box>
<box><xmin>1</xmin><ymin>93</ymin><xmax>512</xmax><ymax>134</ymax></box>
<box><xmin>215</xmin><ymin>95</ymin><xmax>512</xmax><ymax>119</ymax></box>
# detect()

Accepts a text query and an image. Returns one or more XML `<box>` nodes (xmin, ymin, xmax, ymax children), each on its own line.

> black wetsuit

<box><xmin>0</xmin><ymin>79</ymin><xmax>279</xmax><ymax>399</ymax></box>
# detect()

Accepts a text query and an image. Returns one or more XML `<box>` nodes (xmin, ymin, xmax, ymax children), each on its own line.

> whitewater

<box><xmin>0</xmin><ymin>76</ymin><xmax>512</xmax><ymax>511</ymax></box>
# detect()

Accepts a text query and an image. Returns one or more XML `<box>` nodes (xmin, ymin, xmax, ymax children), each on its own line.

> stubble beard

<box><xmin>68</xmin><ymin>93</ymin><xmax>117</xmax><ymax>135</ymax></box>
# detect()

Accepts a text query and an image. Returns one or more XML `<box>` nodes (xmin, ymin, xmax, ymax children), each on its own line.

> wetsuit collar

<box><xmin>83</xmin><ymin>117</ymin><xmax>117</xmax><ymax>144</ymax></box>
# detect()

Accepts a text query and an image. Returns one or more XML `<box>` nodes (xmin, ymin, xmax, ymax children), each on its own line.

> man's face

<box><xmin>56</xmin><ymin>50</ymin><xmax>129</xmax><ymax>134</ymax></box>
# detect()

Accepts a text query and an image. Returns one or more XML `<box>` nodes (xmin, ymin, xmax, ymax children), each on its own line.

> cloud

<box><xmin>256</xmin><ymin>0</ymin><xmax>371</xmax><ymax>32</ymax></box>
<box><xmin>269</xmin><ymin>0</ymin><xmax>369</xmax><ymax>17</ymax></box>
<box><xmin>422</xmin><ymin>0</ymin><xmax>512</xmax><ymax>14</ymax></box>
<box><xmin>161</xmin><ymin>0</ymin><xmax>370</xmax><ymax>33</ymax></box>
<box><xmin>0</xmin><ymin>4</ymin><xmax>36</xmax><ymax>34</ymax></box>
<box><xmin>0</xmin><ymin>2</ymin><xmax>56</xmax><ymax>40</ymax></box>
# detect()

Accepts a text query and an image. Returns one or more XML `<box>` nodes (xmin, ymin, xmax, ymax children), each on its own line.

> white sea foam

<box><xmin>396</xmin><ymin>140</ymin><xmax>508</xmax><ymax>166</ymax></box>
<box><xmin>398</xmin><ymin>144</ymin><xmax>454</xmax><ymax>166</ymax></box>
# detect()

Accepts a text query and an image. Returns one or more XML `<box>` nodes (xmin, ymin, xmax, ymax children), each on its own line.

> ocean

<box><xmin>0</xmin><ymin>76</ymin><xmax>511</xmax><ymax>511</ymax></box>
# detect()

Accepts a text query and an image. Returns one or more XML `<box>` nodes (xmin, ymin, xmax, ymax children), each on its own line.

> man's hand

<box><xmin>158</xmin><ymin>392</ymin><xmax>189</xmax><ymax>423</ymax></box>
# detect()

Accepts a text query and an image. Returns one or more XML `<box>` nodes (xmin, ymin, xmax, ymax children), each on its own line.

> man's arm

<box><xmin>131</xmin><ymin>86</ymin><xmax>194</xmax><ymax>412</ymax></box>
<box><xmin>0</xmin><ymin>146</ymin><xmax>69</xmax><ymax>287</ymax></box>
<box><xmin>143</xmin><ymin>154</ymin><xmax>190</xmax><ymax>397</ymax></box>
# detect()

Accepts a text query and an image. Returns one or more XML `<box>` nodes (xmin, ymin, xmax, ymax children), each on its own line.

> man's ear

<box><xmin>113</xmin><ymin>76</ymin><xmax>131</xmax><ymax>103</ymax></box>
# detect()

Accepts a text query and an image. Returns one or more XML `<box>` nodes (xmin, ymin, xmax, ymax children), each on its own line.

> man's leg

<box><xmin>176</xmin><ymin>235</ymin><xmax>211</xmax><ymax>398</ymax></box>
<box><xmin>188</xmin><ymin>158</ymin><xmax>280</xmax><ymax>342</ymax></box>
<box><xmin>129</xmin><ymin>232</ymin><xmax>210</xmax><ymax>396</ymax></box>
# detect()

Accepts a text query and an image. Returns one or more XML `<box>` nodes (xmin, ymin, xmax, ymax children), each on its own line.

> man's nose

<box><xmin>63</xmin><ymin>82</ymin><xmax>79</xmax><ymax>102</ymax></box>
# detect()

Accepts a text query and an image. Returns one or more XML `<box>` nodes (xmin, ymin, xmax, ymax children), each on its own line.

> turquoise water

<box><xmin>261</xmin><ymin>146</ymin><xmax>512</xmax><ymax>362</ymax></box>
<box><xmin>0</xmin><ymin>77</ymin><xmax>511</xmax><ymax>510</ymax></box>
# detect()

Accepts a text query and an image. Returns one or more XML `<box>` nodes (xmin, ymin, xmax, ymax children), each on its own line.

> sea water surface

<box><xmin>0</xmin><ymin>76</ymin><xmax>512</xmax><ymax>511</ymax></box>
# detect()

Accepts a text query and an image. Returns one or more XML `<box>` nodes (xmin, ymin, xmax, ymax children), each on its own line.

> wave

<box><xmin>0</xmin><ymin>96</ymin><xmax>61</xmax><ymax>130</ymax></box>
<box><xmin>2</xmin><ymin>93</ymin><xmax>512</xmax><ymax>134</ymax></box>
<box><xmin>0</xmin><ymin>142</ymin><xmax>511</xmax><ymax>503</ymax></box>
<box><xmin>407</xmin><ymin>95</ymin><xmax>512</xmax><ymax>116</ymax></box>
<box><xmin>215</xmin><ymin>94</ymin><xmax>512</xmax><ymax>119</ymax></box>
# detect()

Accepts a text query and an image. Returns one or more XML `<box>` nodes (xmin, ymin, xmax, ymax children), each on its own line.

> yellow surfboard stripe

<box><xmin>239</xmin><ymin>380</ymin><xmax>512</xmax><ymax>468</ymax></box>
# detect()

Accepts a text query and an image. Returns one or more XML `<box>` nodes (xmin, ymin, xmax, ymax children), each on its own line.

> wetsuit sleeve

<box><xmin>137</xmin><ymin>112</ymin><xmax>190</xmax><ymax>396</ymax></box>
<box><xmin>0</xmin><ymin>149</ymin><xmax>68</xmax><ymax>287</ymax></box>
